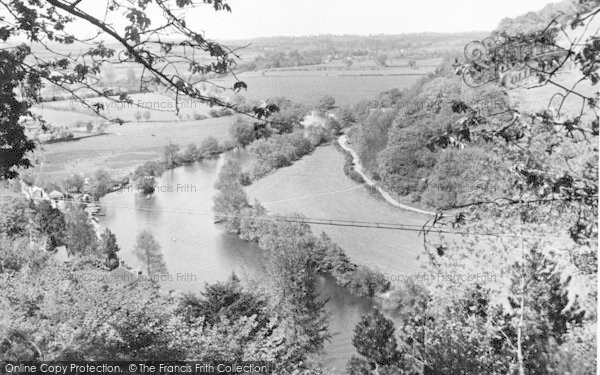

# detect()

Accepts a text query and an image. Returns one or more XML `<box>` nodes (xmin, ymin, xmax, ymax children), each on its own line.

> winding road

<box><xmin>338</xmin><ymin>134</ymin><xmax>436</xmax><ymax>216</ymax></box>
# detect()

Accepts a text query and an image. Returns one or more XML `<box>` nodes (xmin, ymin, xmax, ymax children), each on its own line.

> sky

<box><xmin>170</xmin><ymin>0</ymin><xmax>557</xmax><ymax>39</ymax></box>
<box><xmin>64</xmin><ymin>0</ymin><xmax>560</xmax><ymax>41</ymax></box>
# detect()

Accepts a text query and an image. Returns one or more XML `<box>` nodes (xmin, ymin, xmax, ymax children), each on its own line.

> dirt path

<box><xmin>338</xmin><ymin>134</ymin><xmax>436</xmax><ymax>216</ymax></box>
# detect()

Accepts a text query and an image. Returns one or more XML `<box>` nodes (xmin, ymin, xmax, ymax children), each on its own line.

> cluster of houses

<box><xmin>20</xmin><ymin>180</ymin><xmax>102</xmax><ymax>223</ymax></box>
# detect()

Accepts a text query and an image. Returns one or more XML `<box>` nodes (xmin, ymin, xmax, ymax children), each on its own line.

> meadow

<box><xmin>29</xmin><ymin>116</ymin><xmax>233</xmax><ymax>181</ymax></box>
<box><xmin>214</xmin><ymin>64</ymin><xmax>437</xmax><ymax>107</ymax></box>
<box><xmin>245</xmin><ymin>144</ymin><xmax>432</xmax><ymax>274</ymax></box>
<box><xmin>32</xmin><ymin>92</ymin><xmax>216</xmax><ymax>128</ymax></box>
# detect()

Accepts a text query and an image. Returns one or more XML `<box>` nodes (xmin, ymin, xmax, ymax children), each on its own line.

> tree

<box><xmin>65</xmin><ymin>204</ymin><xmax>98</xmax><ymax>257</ymax></box>
<box><xmin>163</xmin><ymin>141</ymin><xmax>181</xmax><ymax>168</ymax></box>
<box><xmin>376</xmin><ymin>54</ymin><xmax>388</xmax><ymax>67</ymax></box>
<box><xmin>63</xmin><ymin>173</ymin><xmax>85</xmax><ymax>194</ymax></box>
<box><xmin>0</xmin><ymin>47</ymin><xmax>37</xmax><ymax>179</ymax></box>
<box><xmin>132</xmin><ymin>161</ymin><xmax>163</xmax><ymax>195</ymax></box>
<box><xmin>198</xmin><ymin>136</ymin><xmax>221</xmax><ymax>157</ymax></box>
<box><xmin>181</xmin><ymin>143</ymin><xmax>199</xmax><ymax>162</ymax></box>
<box><xmin>261</xmin><ymin>217</ymin><xmax>330</xmax><ymax>360</ymax></box>
<box><xmin>422</xmin><ymin>147</ymin><xmax>507</xmax><ymax>208</ymax></box>
<box><xmin>180</xmin><ymin>273</ymin><xmax>267</xmax><ymax>327</ymax></box>
<box><xmin>267</xmin><ymin>97</ymin><xmax>308</xmax><ymax>134</ymax></box>
<box><xmin>354</xmin><ymin>109</ymin><xmax>397</xmax><ymax>171</ymax></box>
<box><xmin>324</xmin><ymin>117</ymin><xmax>342</xmax><ymax>136</ymax></box>
<box><xmin>389</xmin><ymin>282</ymin><xmax>512</xmax><ymax>374</ymax></box>
<box><xmin>0</xmin><ymin>235</ymin><xmax>47</xmax><ymax>274</ymax></box>
<box><xmin>408</xmin><ymin>59</ymin><xmax>417</xmax><ymax>69</ymax></box>
<box><xmin>133</xmin><ymin>229</ymin><xmax>167</xmax><ymax>277</ymax></box>
<box><xmin>348</xmin><ymin>309</ymin><xmax>403</xmax><ymax>375</ymax></box>
<box><xmin>213</xmin><ymin>159</ymin><xmax>250</xmax><ymax>232</ymax></box>
<box><xmin>317</xmin><ymin>95</ymin><xmax>336</xmax><ymax>113</ymax></box>
<box><xmin>30</xmin><ymin>200</ymin><xmax>67</xmax><ymax>249</ymax></box>
<box><xmin>0</xmin><ymin>197</ymin><xmax>33</xmax><ymax>238</ymax></box>
<box><xmin>502</xmin><ymin>246</ymin><xmax>586</xmax><ymax>374</ymax></box>
<box><xmin>92</xmin><ymin>168</ymin><xmax>113</xmax><ymax>199</ymax></box>
<box><xmin>229</xmin><ymin>117</ymin><xmax>256</xmax><ymax>148</ymax></box>
<box><xmin>338</xmin><ymin>106</ymin><xmax>357</xmax><ymax>128</ymax></box>
<box><xmin>99</xmin><ymin>228</ymin><xmax>120</xmax><ymax>269</ymax></box>
<box><xmin>135</xmin><ymin>176</ymin><xmax>157</xmax><ymax>195</ymax></box>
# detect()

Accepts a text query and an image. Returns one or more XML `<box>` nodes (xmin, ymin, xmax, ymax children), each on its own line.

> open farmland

<box><xmin>213</xmin><ymin>61</ymin><xmax>438</xmax><ymax>107</ymax></box>
<box><xmin>29</xmin><ymin>116</ymin><xmax>233</xmax><ymax>182</ymax></box>
<box><xmin>32</xmin><ymin>92</ymin><xmax>218</xmax><ymax>128</ymax></box>
<box><xmin>245</xmin><ymin>144</ymin><xmax>432</xmax><ymax>274</ymax></box>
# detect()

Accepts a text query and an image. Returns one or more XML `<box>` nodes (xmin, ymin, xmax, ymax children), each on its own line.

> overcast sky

<box><xmin>175</xmin><ymin>0</ymin><xmax>557</xmax><ymax>39</ymax></box>
<box><xmin>38</xmin><ymin>0</ymin><xmax>561</xmax><ymax>41</ymax></box>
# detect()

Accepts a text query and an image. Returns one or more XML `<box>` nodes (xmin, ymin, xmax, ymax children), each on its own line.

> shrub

<box><xmin>272</xmin><ymin>153</ymin><xmax>291</xmax><ymax>168</ymax></box>
<box><xmin>193</xmin><ymin>112</ymin><xmax>207</xmax><ymax>120</ymax></box>
<box><xmin>180</xmin><ymin>143</ymin><xmax>199</xmax><ymax>163</ymax></box>
<box><xmin>349</xmin><ymin>170</ymin><xmax>364</xmax><ymax>183</ymax></box>
<box><xmin>198</xmin><ymin>136</ymin><xmax>221</xmax><ymax>157</ymax></box>
<box><xmin>288</xmin><ymin>132</ymin><xmax>314</xmax><ymax>156</ymax></box>
<box><xmin>135</xmin><ymin>176</ymin><xmax>156</xmax><ymax>195</ymax></box>
<box><xmin>239</xmin><ymin>172</ymin><xmax>252</xmax><ymax>186</ymax></box>
<box><xmin>63</xmin><ymin>173</ymin><xmax>85</xmax><ymax>193</ymax></box>
<box><xmin>347</xmin><ymin>266</ymin><xmax>390</xmax><ymax>297</ymax></box>
<box><xmin>218</xmin><ymin>108</ymin><xmax>233</xmax><ymax>117</ymax></box>
<box><xmin>92</xmin><ymin>168</ymin><xmax>113</xmax><ymax>199</ymax></box>
<box><xmin>229</xmin><ymin>117</ymin><xmax>256</xmax><ymax>148</ymax></box>
<box><xmin>163</xmin><ymin>142</ymin><xmax>181</xmax><ymax>168</ymax></box>
<box><xmin>133</xmin><ymin>160</ymin><xmax>164</xmax><ymax>180</ymax></box>
<box><xmin>305</xmin><ymin>126</ymin><xmax>329</xmax><ymax>147</ymax></box>
<box><xmin>324</xmin><ymin>117</ymin><xmax>342</xmax><ymax>136</ymax></box>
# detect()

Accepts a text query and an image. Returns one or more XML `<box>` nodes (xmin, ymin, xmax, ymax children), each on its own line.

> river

<box><xmin>98</xmin><ymin>154</ymin><xmax>375</xmax><ymax>373</ymax></box>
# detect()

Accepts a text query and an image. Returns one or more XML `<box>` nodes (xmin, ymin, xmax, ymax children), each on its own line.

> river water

<box><xmin>98</xmin><ymin>154</ymin><xmax>375</xmax><ymax>373</ymax></box>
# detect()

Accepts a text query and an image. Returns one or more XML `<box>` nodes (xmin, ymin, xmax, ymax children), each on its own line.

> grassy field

<box><xmin>32</xmin><ymin>92</ymin><xmax>217</xmax><ymax>128</ymax></box>
<box><xmin>215</xmin><ymin>66</ymin><xmax>435</xmax><ymax>107</ymax></box>
<box><xmin>245</xmin><ymin>144</ymin><xmax>432</xmax><ymax>274</ymax></box>
<box><xmin>29</xmin><ymin>116</ymin><xmax>233</xmax><ymax>182</ymax></box>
